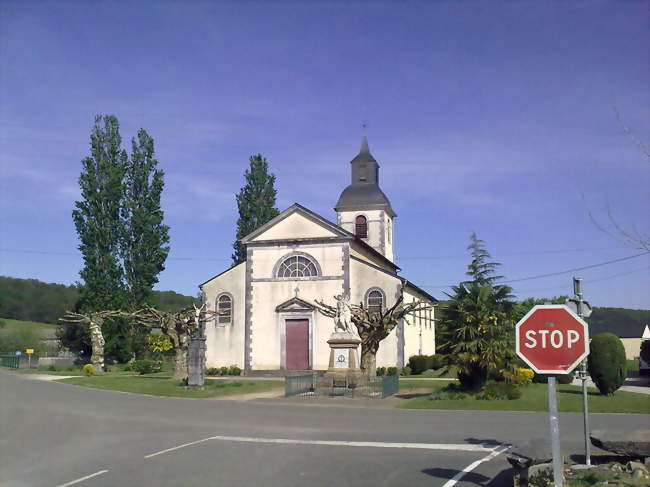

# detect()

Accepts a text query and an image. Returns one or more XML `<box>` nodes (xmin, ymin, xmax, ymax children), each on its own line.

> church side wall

<box><xmin>201</xmin><ymin>263</ymin><xmax>246</xmax><ymax>368</ymax></box>
<box><xmin>402</xmin><ymin>290</ymin><xmax>436</xmax><ymax>364</ymax></box>
<box><xmin>248</xmin><ymin>243</ymin><xmax>346</xmax><ymax>370</ymax></box>
<box><xmin>349</xmin><ymin>258</ymin><xmax>402</xmax><ymax>368</ymax></box>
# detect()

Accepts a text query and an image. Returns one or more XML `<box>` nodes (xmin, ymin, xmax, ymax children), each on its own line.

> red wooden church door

<box><xmin>285</xmin><ymin>319</ymin><xmax>309</xmax><ymax>370</ymax></box>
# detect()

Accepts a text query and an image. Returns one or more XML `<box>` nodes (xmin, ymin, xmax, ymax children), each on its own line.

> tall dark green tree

<box><xmin>232</xmin><ymin>154</ymin><xmax>279</xmax><ymax>265</ymax></box>
<box><xmin>63</xmin><ymin>116</ymin><xmax>170</xmax><ymax>362</ymax></box>
<box><xmin>121</xmin><ymin>129</ymin><xmax>170</xmax><ymax>309</ymax></box>
<box><xmin>73</xmin><ymin>115</ymin><xmax>127</xmax><ymax>312</ymax></box>
<box><xmin>440</xmin><ymin>232</ymin><xmax>515</xmax><ymax>390</ymax></box>
<box><xmin>119</xmin><ymin>129</ymin><xmax>170</xmax><ymax>358</ymax></box>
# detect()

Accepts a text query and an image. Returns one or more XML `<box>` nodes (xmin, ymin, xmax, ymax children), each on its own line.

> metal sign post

<box><xmin>548</xmin><ymin>376</ymin><xmax>563</xmax><ymax>486</ymax></box>
<box><xmin>572</xmin><ymin>277</ymin><xmax>591</xmax><ymax>466</ymax></box>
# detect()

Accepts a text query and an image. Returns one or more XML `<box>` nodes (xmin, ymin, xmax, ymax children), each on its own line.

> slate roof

<box><xmin>335</xmin><ymin>136</ymin><xmax>396</xmax><ymax>217</ymax></box>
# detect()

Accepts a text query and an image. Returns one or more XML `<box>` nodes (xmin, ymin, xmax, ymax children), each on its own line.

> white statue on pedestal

<box><xmin>334</xmin><ymin>292</ymin><xmax>353</xmax><ymax>334</ymax></box>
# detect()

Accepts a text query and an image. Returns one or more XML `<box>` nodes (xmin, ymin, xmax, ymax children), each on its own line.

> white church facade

<box><xmin>199</xmin><ymin>138</ymin><xmax>437</xmax><ymax>373</ymax></box>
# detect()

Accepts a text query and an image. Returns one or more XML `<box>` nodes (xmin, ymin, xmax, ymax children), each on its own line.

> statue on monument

<box><xmin>333</xmin><ymin>292</ymin><xmax>354</xmax><ymax>334</ymax></box>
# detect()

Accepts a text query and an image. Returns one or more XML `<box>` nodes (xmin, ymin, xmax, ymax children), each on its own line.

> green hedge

<box><xmin>588</xmin><ymin>332</ymin><xmax>626</xmax><ymax>395</ymax></box>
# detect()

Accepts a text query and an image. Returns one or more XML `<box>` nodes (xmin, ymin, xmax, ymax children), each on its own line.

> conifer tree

<box><xmin>440</xmin><ymin>232</ymin><xmax>515</xmax><ymax>390</ymax></box>
<box><xmin>232</xmin><ymin>154</ymin><xmax>279</xmax><ymax>265</ymax></box>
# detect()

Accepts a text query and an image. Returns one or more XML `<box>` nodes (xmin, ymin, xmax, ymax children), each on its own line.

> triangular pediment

<box><xmin>275</xmin><ymin>297</ymin><xmax>315</xmax><ymax>313</ymax></box>
<box><xmin>241</xmin><ymin>204</ymin><xmax>352</xmax><ymax>244</ymax></box>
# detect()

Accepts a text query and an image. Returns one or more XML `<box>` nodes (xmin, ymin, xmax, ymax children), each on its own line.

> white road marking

<box><xmin>144</xmin><ymin>437</ymin><xmax>216</xmax><ymax>458</ymax></box>
<box><xmin>55</xmin><ymin>470</ymin><xmax>109</xmax><ymax>487</ymax></box>
<box><xmin>144</xmin><ymin>434</ymin><xmax>499</xmax><ymax>459</ymax></box>
<box><xmin>441</xmin><ymin>444</ymin><xmax>511</xmax><ymax>487</ymax></box>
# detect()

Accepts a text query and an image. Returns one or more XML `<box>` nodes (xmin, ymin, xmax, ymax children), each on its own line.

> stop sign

<box><xmin>516</xmin><ymin>305</ymin><xmax>589</xmax><ymax>374</ymax></box>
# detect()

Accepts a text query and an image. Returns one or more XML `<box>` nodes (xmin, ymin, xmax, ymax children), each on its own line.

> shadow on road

<box><xmin>464</xmin><ymin>437</ymin><xmax>502</xmax><ymax>447</ymax></box>
<box><xmin>422</xmin><ymin>468</ymin><xmax>490</xmax><ymax>486</ymax></box>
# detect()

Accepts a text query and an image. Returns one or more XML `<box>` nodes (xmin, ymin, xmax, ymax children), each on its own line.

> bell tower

<box><xmin>335</xmin><ymin>136</ymin><xmax>396</xmax><ymax>261</ymax></box>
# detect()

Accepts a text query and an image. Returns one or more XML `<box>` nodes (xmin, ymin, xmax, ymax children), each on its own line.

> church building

<box><xmin>199</xmin><ymin>137</ymin><xmax>437</xmax><ymax>373</ymax></box>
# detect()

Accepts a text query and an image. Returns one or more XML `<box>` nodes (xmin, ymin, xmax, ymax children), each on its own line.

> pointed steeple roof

<box><xmin>335</xmin><ymin>136</ymin><xmax>395</xmax><ymax>217</ymax></box>
<box><xmin>351</xmin><ymin>135</ymin><xmax>377</xmax><ymax>164</ymax></box>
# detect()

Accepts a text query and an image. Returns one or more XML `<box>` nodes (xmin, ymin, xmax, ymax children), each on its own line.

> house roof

<box><xmin>588</xmin><ymin>307</ymin><xmax>650</xmax><ymax>338</ymax></box>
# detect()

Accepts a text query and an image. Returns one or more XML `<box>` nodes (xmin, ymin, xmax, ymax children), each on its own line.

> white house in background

<box><xmin>199</xmin><ymin>137</ymin><xmax>437</xmax><ymax>373</ymax></box>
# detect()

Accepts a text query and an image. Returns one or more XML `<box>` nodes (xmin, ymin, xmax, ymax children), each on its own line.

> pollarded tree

<box><xmin>59</xmin><ymin>310</ymin><xmax>133</xmax><ymax>370</ymax></box>
<box><xmin>317</xmin><ymin>289</ymin><xmax>429</xmax><ymax>377</ymax></box>
<box><xmin>136</xmin><ymin>304</ymin><xmax>216</xmax><ymax>380</ymax></box>
<box><xmin>232</xmin><ymin>154</ymin><xmax>280</xmax><ymax>265</ymax></box>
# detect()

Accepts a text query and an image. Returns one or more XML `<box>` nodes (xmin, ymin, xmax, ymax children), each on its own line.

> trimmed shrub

<box><xmin>430</xmin><ymin>354</ymin><xmax>445</xmax><ymax>370</ymax></box>
<box><xmin>400</xmin><ymin>366</ymin><xmax>412</xmax><ymax>376</ymax></box>
<box><xmin>376</xmin><ymin>367</ymin><xmax>386</xmax><ymax>376</ymax></box>
<box><xmin>588</xmin><ymin>332</ymin><xmax>627</xmax><ymax>395</ymax></box>
<box><xmin>408</xmin><ymin>355</ymin><xmax>433</xmax><ymax>375</ymax></box>
<box><xmin>82</xmin><ymin>364</ymin><xmax>95</xmax><ymax>376</ymax></box>
<box><xmin>132</xmin><ymin>359</ymin><xmax>162</xmax><ymax>375</ymax></box>
<box><xmin>206</xmin><ymin>367</ymin><xmax>220</xmax><ymax>376</ymax></box>
<box><xmin>228</xmin><ymin>365</ymin><xmax>242</xmax><ymax>376</ymax></box>
<box><xmin>386</xmin><ymin>366</ymin><xmax>398</xmax><ymax>376</ymax></box>
<box><xmin>219</xmin><ymin>366</ymin><xmax>229</xmax><ymax>376</ymax></box>
<box><xmin>505</xmin><ymin>368</ymin><xmax>534</xmax><ymax>386</ymax></box>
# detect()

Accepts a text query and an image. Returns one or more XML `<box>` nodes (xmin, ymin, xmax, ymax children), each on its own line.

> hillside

<box><xmin>0</xmin><ymin>276</ymin><xmax>196</xmax><ymax>324</ymax></box>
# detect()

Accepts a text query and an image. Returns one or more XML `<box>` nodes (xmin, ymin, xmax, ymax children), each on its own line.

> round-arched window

<box><xmin>355</xmin><ymin>215</ymin><xmax>368</xmax><ymax>238</ymax></box>
<box><xmin>366</xmin><ymin>289</ymin><xmax>384</xmax><ymax>314</ymax></box>
<box><xmin>216</xmin><ymin>294</ymin><xmax>232</xmax><ymax>325</ymax></box>
<box><xmin>276</xmin><ymin>254</ymin><xmax>319</xmax><ymax>278</ymax></box>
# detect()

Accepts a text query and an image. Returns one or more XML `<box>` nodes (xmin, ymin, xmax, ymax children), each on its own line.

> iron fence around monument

<box><xmin>284</xmin><ymin>373</ymin><xmax>399</xmax><ymax>399</ymax></box>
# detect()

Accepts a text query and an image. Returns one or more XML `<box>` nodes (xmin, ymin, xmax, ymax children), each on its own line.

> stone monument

<box><xmin>325</xmin><ymin>293</ymin><xmax>362</xmax><ymax>382</ymax></box>
<box><xmin>187</xmin><ymin>303</ymin><xmax>207</xmax><ymax>388</ymax></box>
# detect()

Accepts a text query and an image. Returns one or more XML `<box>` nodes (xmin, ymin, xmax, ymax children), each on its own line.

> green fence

<box><xmin>0</xmin><ymin>356</ymin><xmax>20</xmax><ymax>369</ymax></box>
<box><xmin>285</xmin><ymin>373</ymin><xmax>315</xmax><ymax>397</ymax></box>
<box><xmin>380</xmin><ymin>374</ymin><xmax>399</xmax><ymax>398</ymax></box>
<box><xmin>285</xmin><ymin>373</ymin><xmax>400</xmax><ymax>399</ymax></box>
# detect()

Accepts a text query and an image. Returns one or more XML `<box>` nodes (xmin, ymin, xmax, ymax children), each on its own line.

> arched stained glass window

<box><xmin>216</xmin><ymin>294</ymin><xmax>232</xmax><ymax>325</ymax></box>
<box><xmin>355</xmin><ymin>215</ymin><xmax>368</xmax><ymax>238</ymax></box>
<box><xmin>366</xmin><ymin>289</ymin><xmax>384</xmax><ymax>315</ymax></box>
<box><xmin>276</xmin><ymin>254</ymin><xmax>319</xmax><ymax>278</ymax></box>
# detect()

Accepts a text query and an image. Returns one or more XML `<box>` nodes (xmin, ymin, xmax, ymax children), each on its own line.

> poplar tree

<box><xmin>122</xmin><ymin>129</ymin><xmax>170</xmax><ymax>309</ymax></box>
<box><xmin>66</xmin><ymin>116</ymin><xmax>170</xmax><ymax>362</ymax></box>
<box><xmin>232</xmin><ymin>154</ymin><xmax>279</xmax><ymax>265</ymax></box>
<box><xmin>73</xmin><ymin>115</ymin><xmax>127</xmax><ymax>312</ymax></box>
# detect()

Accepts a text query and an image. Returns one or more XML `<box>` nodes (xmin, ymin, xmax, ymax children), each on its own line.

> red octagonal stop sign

<box><xmin>516</xmin><ymin>304</ymin><xmax>589</xmax><ymax>374</ymax></box>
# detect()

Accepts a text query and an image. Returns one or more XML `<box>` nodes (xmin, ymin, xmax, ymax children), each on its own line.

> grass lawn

<box><xmin>399</xmin><ymin>379</ymin><xmax>455</xmax><ymax>390</ymax></box>
<box><xmin>57</xmin><ymin>375</ymin><xmax>283</xmax><ymax>398</ymax></box>
<box><xmin>399</xmin><ymin>382</ymin><xmax>650</xmax><ymax>414</ymax></box>
<box><xmin>0</xmin><ymin>317</ymin><xmax>57</xmax><ymax>332</ymax></box>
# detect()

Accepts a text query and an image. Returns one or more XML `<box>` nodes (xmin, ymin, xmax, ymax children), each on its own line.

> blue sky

<box><xmin>1</xmin><ymin>1</ymin><xmax>648</xmax><ymax>308</ymax></box>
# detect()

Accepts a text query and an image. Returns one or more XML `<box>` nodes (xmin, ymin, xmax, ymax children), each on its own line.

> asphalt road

<box><xmin>0</xmin><ymin>370</ymin><xmax>645</xmax><ymax>487</ymax></box>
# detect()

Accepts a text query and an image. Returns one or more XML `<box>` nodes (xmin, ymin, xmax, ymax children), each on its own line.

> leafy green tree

<box><xmin>120</xmin><ymin>129</ymin><xmax>170</xmax><ymax>357</ymax></box>
<box><xmin>232</xmin><ymin>154</ymin><xmax>279</xmax><ymax>265</ymax></box>
<box><xmin>439</xmin><ymin>233</ymin><xmax>515</xmax><ymax>390</ymax></box>
<box><xmin>121</xmin><ymin>129</ymin><xmax>170</xmax><ymax>309</ymax></box>
<box><xmin>73</xmin><ymin>115</ymin><xmax>127</xmax><ymax>312</ymax></box>
<box><xmin>513</xmin><ymin>296</ymin><xmax>569</xmax><ymax>323</ymax></box>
